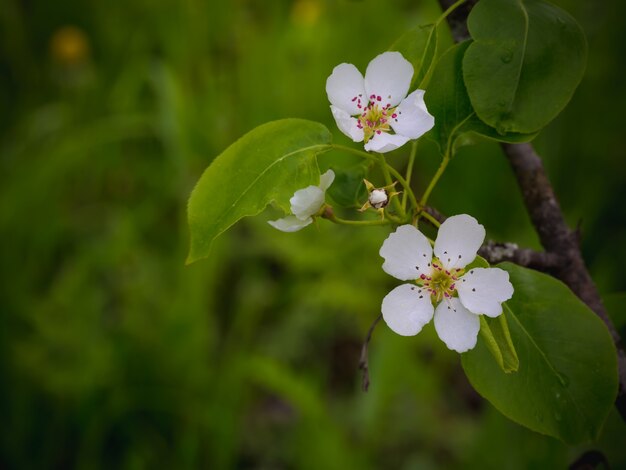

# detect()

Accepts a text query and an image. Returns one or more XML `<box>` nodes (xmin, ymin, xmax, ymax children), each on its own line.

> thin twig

<box><xmin>359</xmin><ymin>314</ymin><xmax>382</xmax><ymax>392</ymax></box>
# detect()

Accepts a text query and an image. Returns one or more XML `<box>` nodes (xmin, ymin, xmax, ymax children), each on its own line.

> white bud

<box><xmin>369</xmin><ymin>189</ymin><xmax>389</xmax><ymax>209</ymax></box>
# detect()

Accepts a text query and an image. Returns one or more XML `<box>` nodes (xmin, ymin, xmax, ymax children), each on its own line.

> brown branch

<box><xmin>359</xmin><ymin>314</ymin><xmax>382</xmax><ymax>392</ymax></box>
<box><xmin>437</xmin><ymin>0</ymin><xmax>626</xmax><ymax>421</ymax></box>
<box><xmin>502</xmin><ymin>144</ymin><xmax>626</xmax><ymax>418</ymax></box>
<box><xmin>478</xmin><ymin>241</ymin><xmax>561</xmax><ymax>270</ymax></box>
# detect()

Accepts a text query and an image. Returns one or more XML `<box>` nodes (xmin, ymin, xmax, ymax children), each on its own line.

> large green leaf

<box><xmin>462</xmin><ymin>263</ymin><xmax>618</xmax><ymax>444</ymax></box>
<box><xmin>479</xmin><ymin>307</ymin><xmax>519</xmax><ymax>373</ymax></box>
<box><xmin>463</xmin><ymin>0</ymin><xmax>587</xmax><ymax>134</ymax></box>
<box><xmin>389</xmin><ymin>24</ymin><xmax>436</xmax><ymax>88</ymax></box>
<box><xmin>425</xmin><ymin>42</ymin><xmax>536</xmax><ymax>156</ymax></box>
<box><xmin>187</xmin><ymin>119</ymin><xmax>332</xmax><ymax>263</ymax></box>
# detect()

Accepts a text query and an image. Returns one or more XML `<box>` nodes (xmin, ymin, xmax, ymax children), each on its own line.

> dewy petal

<box><xmin>268</xmin><ymin>215</ymin><xmax>313</xmax><ymax>232</ymax></box>
<box><xmin>364</xmin><ymin>51</ymin><xmax>413</xmax><ymax>108</ymax></box>
<box><xmin>434</xmin><ymin>214</ymin><xmax>486</xmax><ymax>270</ymax></box>
<box><xmin>290</xmin><ymin>185</ymin><xmax>324</xmax><ymax>220</ymax></box>
<box><xmin>364</xmin><ymin>132</ymin><xmax>410</xmax><ymax>153</ymax></box>
<box><xmin>381</xmin><ymin>284</ymin><xmax>435</xmax><ymax>336</ymax></box>
<box><xmin>331</xmin><ymin>105</ymin><xmax>365</xmax><ymax>142</ymax></box>
<box><xmin>318</xmin><ymin>169</ymin><xmax>335</xmax><ymax>191</ymax></box>
<box><xmin>457</xmin><ymin>267</ymin><xmax>514</xmax><ymax>317</ymax></box>
<box><xmin>380</xmin><ymin>224</ymin><xmax>433</xmax><ymax>281</ymax></box>
<box><xmin>390</xmin><ymin>90</ymin><xmax>435</xmax><ymax>139</ymax></box>
<box><xmin>433</xmin><ymin>297</ymin><xmax>480</xmax><ymax>353</ymax></box>
<box><xmin>326</xmin><ymin>63</ymin><xmax>366</xmax><ymax>115</ymax></box>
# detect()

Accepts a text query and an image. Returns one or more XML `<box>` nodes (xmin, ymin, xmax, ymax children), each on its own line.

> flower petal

<box><xmin>457</xmin><ymin>267</ymin><xmax>514</xmax><ymax>317</ymax></box>
<box><xmin>318</xmin><ymin>169</ymin><xmax>335</xmax><ymax>191</ymax></box>
<box><xmin>380</xmin><ymin>224</ymin><xmax>433</xmax><ymax>281</ymax></box>
<box><xmin>381</xmin><ymin>284</ymin><xmax>435</xmax><ymax>336</ymax></box>
<box><xmin>434</xmin><ymin>214</ymin><xmax>485</xmax><ymax>270</ymax></box>
<box><xmin>433</xmin><ymin>297</ymin><xmax>480</xmax><ymax>353</ymax></box>
<box><xmin>364</xmin><ymin>132</ymin><xmax>410</xmax><ymax>153</ymax></box>
<box><xmin>364</xmin><ymin>51</ymin><xmax>413</xmax><ymax>108</ymax></box>
<box><xmin>268</xmin><ymin>215</ymin><xmax>312</xmax><ymax>232</ymax></box>
<box><xmin>330</xmin><ymin>105</ymin><xmax>365</xmax><ymax>142</ymax></box>
<box><xmin>290</xmin><ymin>186</ymin><xmax>324</xmax><ymax>220</ymax></box>
<box><xmin>390</xmin><ymin>90</ymin><xmax>435</xmax><ymax>139</ymax></box>
<box><xmin>326</xmin><ymin>63</ymin><xmax>366</xmax><ymax>115</ymax></box>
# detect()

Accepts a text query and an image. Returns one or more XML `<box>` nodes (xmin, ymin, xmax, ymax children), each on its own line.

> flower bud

<box><xmin>369</xmin><ymin>188</ymin><xmax>389</xmax><ymax>209</ymax></box>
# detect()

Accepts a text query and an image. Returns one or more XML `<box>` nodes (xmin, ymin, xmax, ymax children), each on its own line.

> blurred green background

<box><xmin>1</xmin><ymin>0</ymin><xmax>625</xmax><ymax>468</ymax></box>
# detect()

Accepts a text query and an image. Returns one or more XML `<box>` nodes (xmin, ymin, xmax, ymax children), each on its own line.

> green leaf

<box><xmin>425</xmin><ymin>42</ymin><xmax>536</xmax><ymax>156</ymax></box>
<box><xmin>479</xmin><ymin>307</ymin><xmax>520</xmax><ymax>373</ymax></box>
<box><xmin>463</xmin><ymin>0</ymin><xmax>587</xmax><ymax>134</ymax></box>
<box><xmin>603</xmin><ymin>292</ymin><xmax>626</xmax><ymax>343</ymax></box>
<box><xmin>389</xmin><ymin>24</ymin><xmax>436</xmax><ymax>87</ymax></box>
<box><xmin>465</xmin><ymin>255</ymin><xmax>519</xmax><ymax>373</ymax></box>
<box><xmin>462</xmin><ymin>263</ymin><xmax>618</xmax><ymax>444</ymax></box>
<box><xmin>187</xmin><ymin>119</ymin><xmax>332</xmax><ymax>263</ymax></box>
<box><xmin>326</xmin><ymin>163</ymin><xmax>369</xmax><ymax>209</ymax></box>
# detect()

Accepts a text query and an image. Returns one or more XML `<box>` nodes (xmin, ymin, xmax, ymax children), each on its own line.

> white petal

<box><xmin>433</xmin><ymin>297</ymin><xmax>480</xmax><ymax>353</ymax></box>
<box><xmin>381</xmin><ymin>284</ymin><xmax>434</xmax><ymax>336</ymax></box>
<box><xmin>390</xmin><ymin>89</ymin><xmax>435</xmax><ymax>139</ymax></box>
<box><xmin>326</xmin><ymin>63</ymin><xmax>366</xmax><ymax>115</ymax></box>
<box><xmin>318</xmin><ymin>169</ymin><xmax>335</xmax><ymax>191</ymax></box>
<box><xmin>268</xmin><ymin>216</ymin><xmax>312</xmax><ymax>232</ymax></box>
<box><xmin>434</xmin><ymin>214</ymin><xmax>486</xmax><ymax>270</ymax></box>
<box><xmin>457</xmin><ymin>267</ymin><xmax>514</xmax><ymax>317</ymax></box>
<box><xmin>330</xmin><ymin>105</ymin><xmax>365</xmax><ymax>142</ymax></box>
<box><xmin>364</xmin><ymin>51</ymin><xmax>413</xmax><ymax>108</ymax></box>
<box><xmin>364</xmin><ymin>132</ymin><xmax>410</xmax><ymax>153</ymax></box>
<box><xmin>380</xmin><ymin>224</ymin><xmax>433</xmax><ymax>281</ymax></box>
<box><xmin>290</xmin><ymin>186</ymin><xmax>324</xmax><ymax>220</ymax></box>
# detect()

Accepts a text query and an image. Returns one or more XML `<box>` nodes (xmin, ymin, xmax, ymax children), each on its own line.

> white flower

<box><xmin>268</xmin><ymin>170</ymin><xmax>335</xmax><ymax>232</ymax></box>
<box><xmin>379</xmin><ymin>215</ymin><xmax>514</xmax><ymax>352</ymax></box>
<box><xmin>326</xmin><ymin>51</ymin><xmax>435</xmax><ymax>153</ymax></box>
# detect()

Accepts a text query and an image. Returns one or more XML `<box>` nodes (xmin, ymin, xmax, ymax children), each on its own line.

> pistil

<box><xmin>417</xmin><ymin>258</ymin><xmax>464</xmax><ymax>302</ymax></box>
<box><xmin>351</xmin><ymin>94</ymin><xmax>399</xmax><ymax>143</ymax></box>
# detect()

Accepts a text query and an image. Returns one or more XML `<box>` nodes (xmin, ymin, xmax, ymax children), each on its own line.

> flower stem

<box><xmin>331</xmin><ymin>144</ymin><xmax>420</xmax><ymax>215</ymax></box>
<box><xmin>420</xmin><ymin>154</ymin><xmax>449</xmax><ymax>207</ymax></box>
<box><xmin>420</xmin><ymin>209</ymin><xmax>441</xmax><ymax>228</ymax></box>
<box><xmin>376</xmin><ymin>152</ymin><xmax>406</xmax><ymax>218</ymax></box>
<box><xmin>402</xmin><ymin>141</ymin><xmax>418</xmax><ymax>211</ymax></box>
<box><xmin>436</xmin><ymin>0</ymin><xmax>467</xmax><ymax>27</ymax></box>
<box><xmin>330</xmin><ymin>144</ymin><xmax>377</xmax><ymax>163</ymax></box>
<box><xmin>322</xmin><ymin>207</ymin><xmax>391</xmax><ymax>226</ymax></box>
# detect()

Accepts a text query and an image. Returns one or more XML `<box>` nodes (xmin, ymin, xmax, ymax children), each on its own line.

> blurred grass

<box><xmin>1</xmin><ymin>0</ymin><xmax>625</xmax><ymax>468</ymax></box>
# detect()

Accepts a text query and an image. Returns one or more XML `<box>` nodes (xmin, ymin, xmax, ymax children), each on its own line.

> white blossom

<box><xmin>379</xmin><ymin>215</ymin><xmax>514</xmax><ymax>352</ymax></box>
<box><xmin>326</xmin><ymin>51</ymin><xmax>434</xmax><ymax>153</ymax></box>
<box><xmin>268</xmin><ymin>170</ymin><xmax>335</xmax><ymax>232</ymax></box>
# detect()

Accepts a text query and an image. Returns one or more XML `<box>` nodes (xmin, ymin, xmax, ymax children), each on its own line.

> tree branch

<box><xmin>437</xmin><ymin>0</ymin><xmax>626</xmax><ymax>421</ymax></box>
<box><xmin>422</xmin><ymin>206</ymin><xmax>561</xmax><ymax>270</ymax></box>
<box><xmin>478</xmin><ymin>241</ymin><xmax>561</xmax><ymax>270</ymax></box>
<box><xmin>359</xmin><ymin>314</ymin><xmax>382</xmax><ymax>392</ymax></box>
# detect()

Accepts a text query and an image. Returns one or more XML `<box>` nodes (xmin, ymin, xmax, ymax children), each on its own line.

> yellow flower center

<box><xmin>417</xmin><ymin>257</ymin><xmax>464</xmax><ymax>303</ymax></box>
<box><xmin>351</xmin><ymin>94</ymin><xmax>400</xmax><ymax>143</ymax></box>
